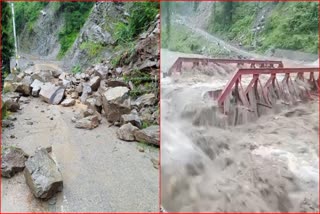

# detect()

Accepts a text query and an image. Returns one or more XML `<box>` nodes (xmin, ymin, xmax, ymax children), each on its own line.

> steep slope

<box><xmin>63</xmin><ymin>2</ymin><xmax>127</xmax><ymax>70</ymax></box>
<box><xmin>18</xmin><ymin>3</ymin><xmax>64</xmax><ymax>59</ymax></box>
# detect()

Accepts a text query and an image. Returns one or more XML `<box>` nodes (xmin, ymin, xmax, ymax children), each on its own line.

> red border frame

<box><xmin>0</xmin><ymin>0</ymin><xmax>319</xmax><ymax>213</ymax></box>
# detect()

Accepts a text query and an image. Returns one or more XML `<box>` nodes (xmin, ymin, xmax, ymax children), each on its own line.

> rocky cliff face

<box><xmin>63</xmin><ymin>2</ymin><xmax>129</xmax><ymax>70</ymax></box>
<box><xmin>18</xmin><ymin>2</ymin><xmax>131</xmax><ymax>71</ymax></box>
<box><xmin>18</xmin><ymin>4</ymin><xmax>64</xmax><ymax>59</ymax></box>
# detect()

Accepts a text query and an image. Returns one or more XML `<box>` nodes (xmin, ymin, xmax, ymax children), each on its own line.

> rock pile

<box><xmin>1</xmin><ymin>146</ymin><xmax>63</xmax><ymax>200</ymax></box>
<box><xmin>2</xmin><ymin>15</ymin><xmax>160</xmax><ymax>146</ymax></box>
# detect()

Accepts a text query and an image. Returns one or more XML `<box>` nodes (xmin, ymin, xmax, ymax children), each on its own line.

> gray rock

<box><xmin>80</xmin><ymin>84</ymin><xmax>92</xmax><ymax>103</ymax></box>
<box><xmin>106</xmin><ymin>79</ymin><xmax>128</xmax><ymax>88</ymax></box>
<box><xmin>52</xmin><ymin>69</ymin><xmax>62</xmax><ymax>78</ymax></box>
<box><xmin>58</xmin><ymin>72</ymin><xmax>67</xmax><ymax>80</ymax></box>
<box><xmin>24</xmin><ymin>148</ymin><xmax>63</xmax><ymax>199</ymax></box>
<box><xmin>31</xmin><ymin>71</ymin><xmax>53</xmax><ymax>82</ymax></box>
<box><xmin>120</xmin><ymin>113</ymin><xmax>142</xmax><ymax>128</ymax></box>
<box><xmin>24</xmin><ymin>67</ymin><xmax>34</xmax><ymax>75</ymax></box>
<box><xmin>62</xmin><ymin>79</ymin><xmax>71</xmax><ymax>88</ymax></box>
<box><xmin>133</xmin><ymin>93</ymin><xmax>156</xmax><ymax>108</ymax></box>
<box><xmin>2</xmin><ymin>147</ymin><xmax>29</xmax><ymax>178</ymax></box>
<box><xmin>31</xmin><ymin>79</ymin><xmax>44</xmax><ymax>97</ymax></box>
<box><xmin>83</xmin><ymin>108</ymin><xmax>95</xmax><ymax>117</ymax></box>
<box><xmin>117</xmin><ymin>123</ymin><xmax>139</xmax><ymax>141</ymax></box>
<box><xmin>39</xmin><ymin>83</ymin><xmax>65</xmax><ymax>105</ymax></box>
<box><xmin>75</xmin><ymin>84</ymin><xmax>83</xmax><ymax>94</ymax></box>
<box><xmin>61</xmin><ymin>99</ymin><xmax>76</xmax><ymax>107</ymax></box>
<box><xmin>102</xmin><ymin>87</ymin><xmax>131</xmax><ymax>123</ymax></box>
<box><xmin>94</xmin><ymin>64</ymin><xmax>109</xmax><ymax>79</ymax></box>
<box><xmin>116</xmin><ymin>67</ymin><xmax>122</xmax><ymax>74</ymax></box>
<box><xmin>134</xmin><ymin>125</ymin><xmax>159</xmax><ymax>146</ymax></box>
<box><xmin>75</xmin><ymin>115</ymin><xmax>99</xmax><ymax>130</ymax></box>
<box><xmin>71</xmin><ymin>91</ymin><xmax>79</xmax><ymax>99</ymax></box>
<box><xmin>14</xmin><ymin>76</ymin><xmax>33</xmax><ymax>95</ymax></box>
<box><xmin>89</xmin><ymin>76</ymin><xmax>101</xmax><ymax>91</ymax></box>
<box><xmin>16</xmin><ymin>72</ymin><xmax>25</xmax><ymax>82</ymax></box>
<box><xmin>2</xmin><ymin>95</ymin><xmax>20</xmax><ymax>112</ymax></box>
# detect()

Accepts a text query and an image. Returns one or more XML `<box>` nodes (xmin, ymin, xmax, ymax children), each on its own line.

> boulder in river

<box><xmin>24</xmin><ymin>148</ymin><xmax>63</xmax><ymax>200</ymax></box>
<box><xmin>2</xmin><ymin>147</ymin><xmax>29</xmax><ymax>178</ymax></box>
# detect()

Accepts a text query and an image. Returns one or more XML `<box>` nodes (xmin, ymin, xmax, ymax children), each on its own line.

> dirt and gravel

<box><xmin>161</xmin><ymin>48</ymin><xmax>319</xmax><ymax>212</ymax></box>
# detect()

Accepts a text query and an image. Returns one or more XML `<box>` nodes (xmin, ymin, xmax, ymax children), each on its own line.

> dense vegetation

<box><xmin>15</xmin><ymin>2</ymin><xmax>48</xmax><ymax>34</ymax></box>
<box><xmin>111</xmin><ymin>2</ymin><xmax>158</xmax><ymax>68</ymax></box>
<box><xmin>56</xmin><ymin>2</ymin><xmax>94</xmax><ymax>58</ymax></box>
<box><xmin>209</xmin><ymin>2</ymin><xmax>318</xmax><ymax>53</ymax></box>
<box><xmin>14</xmin><ymin>2</ymin><xmax>94</xmax><ymax>58</ymax></box>
<box><xmin>162</xmin><ymin>2</ymin><xmax>318</xmax><ymax>55</ymax></box>
<box><xmin>114</xmin><ymin>2</ymin><xmax>159</xmax><ymax>44</ymax></box>
<box><xmin>1</xmin><ymin>2</ymin><xmax>14</xmax><ymax>75</ymax></box>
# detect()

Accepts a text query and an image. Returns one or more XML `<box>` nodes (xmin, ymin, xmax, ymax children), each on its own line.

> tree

<box><xmin>1</xmin><ymin>2</ymin><xmax>14</xmax><ymax>76</ymax></box>
<box><xmin>161</xmin><ymin>2</ymin><xmax>171</xmax><ymax>47</ymax></box>
<box><xmin>222</xmin><ymin>2</ymin><xmax>233</xmax><ymax>25</ymax></box>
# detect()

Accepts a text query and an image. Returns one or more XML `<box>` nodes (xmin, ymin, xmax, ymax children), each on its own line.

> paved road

<box><xmin>2</xmin><ymin>58</ymin><xmax>159</xmax><ymax>212</ymax></box>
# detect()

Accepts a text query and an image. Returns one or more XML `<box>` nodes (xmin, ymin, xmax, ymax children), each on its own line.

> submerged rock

<box><xmin>24</xmin><ymin>148</ymin><xmax>63</xmax><ymax>200</ymax></box>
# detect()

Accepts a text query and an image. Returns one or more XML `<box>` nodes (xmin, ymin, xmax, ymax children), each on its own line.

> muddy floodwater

<box><xmin>161</xmin><ymin>49</ymin><xmax>319</xmax><ymax>212</ymax></box>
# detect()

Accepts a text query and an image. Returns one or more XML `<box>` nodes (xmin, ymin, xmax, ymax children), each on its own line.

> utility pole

<box><xmin>11</xmin><ymin>2</ymin><xmax>19</xmax><ymax>70</ymax></box>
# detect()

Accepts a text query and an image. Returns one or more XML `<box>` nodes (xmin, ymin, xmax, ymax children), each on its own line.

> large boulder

<box><xmin>39</xmin><ymin>83</ymin><xmax>65</xmax><ymax>105</ymax></box>
<box><xmin>117</xmin><ymin>123</ymin><xmax>139</xmax><ymax>141</ymax></box>
<box><xmin>133</xmin><ymin>93</ymin><xmax>156</xmax><ymax>108</ymax></box>
<box><xmin>2</xmin><ymin>147</ymin><xmax>29</xmax><ymax>178</ymax></box>
<box><xmin>30</xmin><ymin>79</ymin><xmax>44</xmax><ymax>97</ymax></box>
<box><xmin>120</xmin><ymin>113</ymin><xmax>142</xmax><ymax>128</ymax></box>
<box><xmin>14</xmin><ymin>76</ymin><xmax>33</xmax><ymax>95</ymax></box>
<box><xmin>93</xmin><ymin>64</ymin><xmax>109</xmax><ymax>79</ymax></box>
<box><xmin>24</xmin><ymin>148</ymin><xmax>63</xmax><ymax>199</ymax></box>
<box><xmin>80</xmin><ymin>84</ymin><xmax>92</xmax><ymax>103</ymax></box>
<box><xmin>102</xmin><ymin>87</ymin><xmax>131</xmax><ymax>123</ymax></box>
<box><xmin>89</xmin><ymin>76</ymin><xmax>101</xmax><ymax>91</ymax></box>
<box><xmin>134</xmin><ymin>125</ymin><xmax>159</xmax><ymax>146</ymax></box>
<box><xmin>75</xmin><ymin>115</ymin><xmax>99</xmax><ymax>130</ymax></box>
<box><xmin>2</xmin><ymin>95</ymin><xmax>20</xmax><ymax>112</ymax></box>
